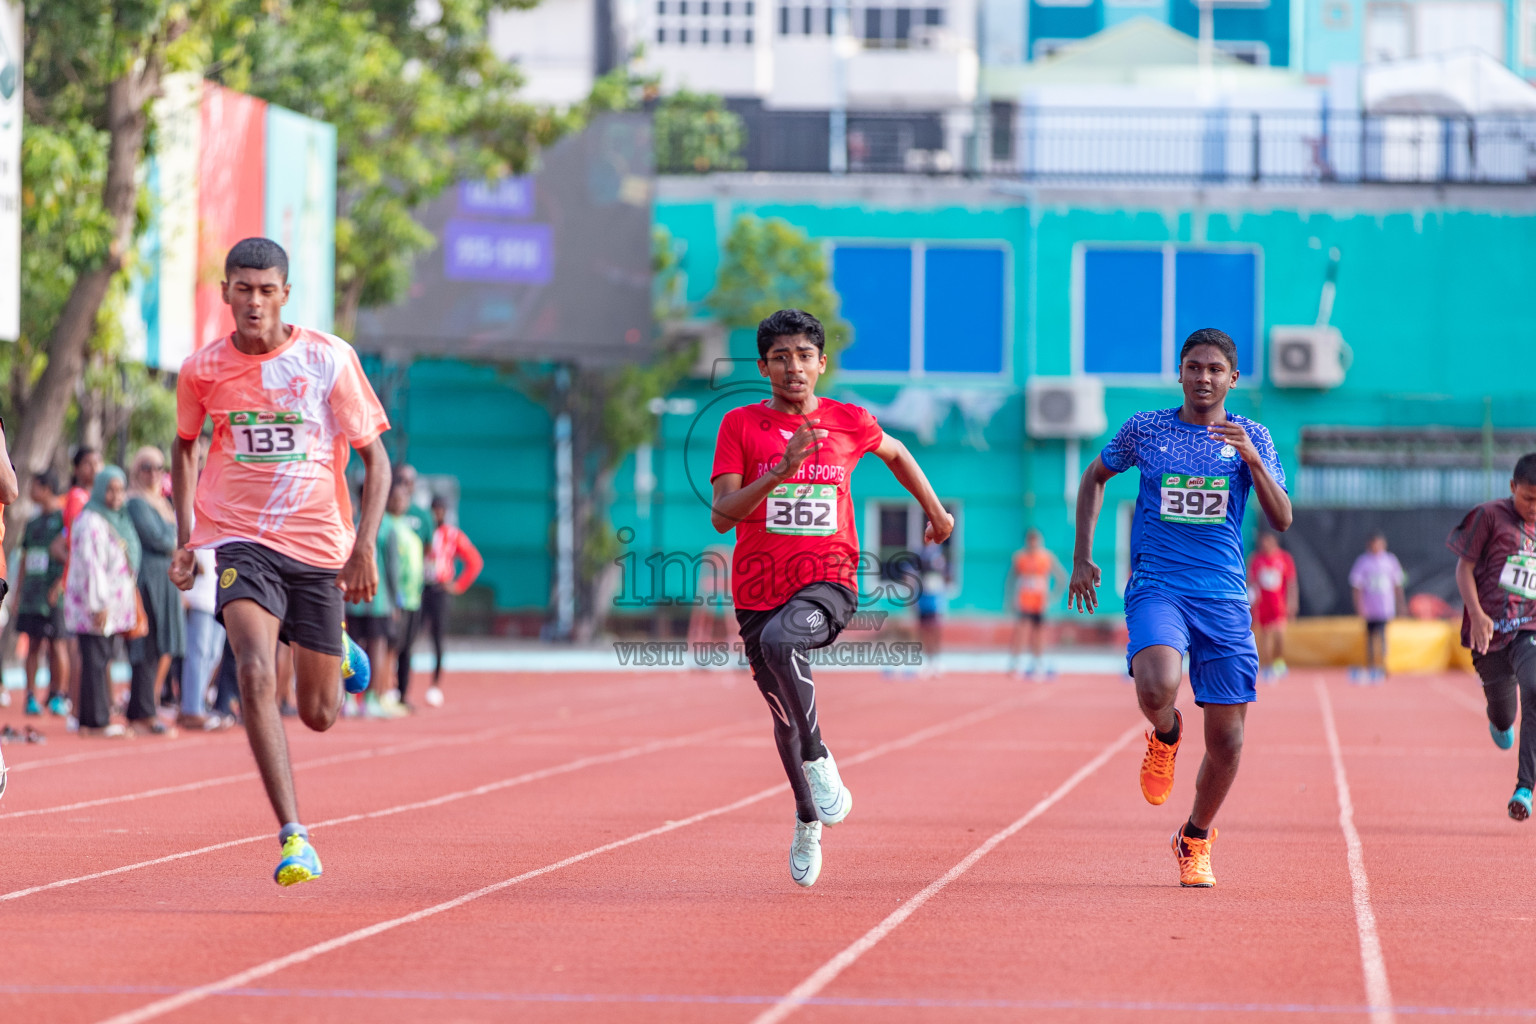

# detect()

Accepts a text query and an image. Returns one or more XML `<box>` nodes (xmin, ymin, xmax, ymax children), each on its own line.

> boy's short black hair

<box><xmin>1179</xmin><ymin>328</ymin><xmax>1239</xmax><ymax>371</ymax></box>
<box><xmin>225</xmin><ymin>237</ymin><xmax>289</xmax><ymax>283</ymax></box>
<box><xmin>1514</xmin><ymin>453</ymin><xmax>1536</xmax><ymax>487</ymax></box>
<box><xmin>33</xmin><ymin>470</ymin><xmax>60</xmax><ymax>495</ymax></box>
<box><xmin>430</xmin><ymin>494</ymin><xmax>449</xmax><ymax>510</ymax></box>
<box><xmin>72</xmin><ymin>446</ymin><xmax>97</xmax><ymax>469</ymax></box>
<box><xmin>756</xmin><ymin>309</ymin><xmax>826</xmax><ymax>359</ymax></box>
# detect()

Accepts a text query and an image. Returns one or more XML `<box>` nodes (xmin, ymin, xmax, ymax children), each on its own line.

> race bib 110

<box><xmin>1500</xmin><ymin>554</ymin><xmax>1536</xmax><ymax>600</ymax></box>
<box><xmin>230</xmin><ymin>411</ymin><xmax>311</xmax><ymax>463</ymax></box>
<box><xmin>766</xmin><ymin>483</ymin><xmax>837</xmax><ymax>537</ymax></box>
<box><xmin>1159</xmin><ymin>474</ymin><xmax>1229</xmax><ymax>524</ymax></box>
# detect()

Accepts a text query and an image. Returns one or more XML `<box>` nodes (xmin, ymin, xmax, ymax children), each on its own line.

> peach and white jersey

<box><xmin>176</xmin><ymin>327</ymin><xmax>390</xmax><ymax>570</ymax></box>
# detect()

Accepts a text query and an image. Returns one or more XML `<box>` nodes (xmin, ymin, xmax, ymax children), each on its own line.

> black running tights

<box><xmin>1474</xmin><ymin>633</ymin><xmax>1536</xmax><ymax>790</ymax></box>
<box><xmin>736</xmin><ymin>583</ymin><xmax>855</xmax><ymax>824</ymax></box>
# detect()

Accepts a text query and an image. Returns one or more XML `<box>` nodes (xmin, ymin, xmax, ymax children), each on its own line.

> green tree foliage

<box><xmin>209</xmin><ymin>0</ymin><xmax>583</xmax><ymax>338</ymax></box>
<box><xmin>653</xmin><ymin>89</ymin><xmax>744</xmax><ymax>174</ymax></box>
<box><xmin>709</xmin><ymin>214</ymin><xmax>850</xmax><ymax>376</ymax></box>
<box><xmin>11</xmin><ymin>0</ymin><xmax>210</xmax><ymax>546</ymax></box>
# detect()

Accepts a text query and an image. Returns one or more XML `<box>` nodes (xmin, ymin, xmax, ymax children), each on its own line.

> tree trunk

<box><xmin>4</xmin><ymin>65</ymin><xmax>162</xmax><ymax>548</ymax></box>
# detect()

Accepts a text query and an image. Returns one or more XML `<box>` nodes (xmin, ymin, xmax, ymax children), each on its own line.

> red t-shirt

<box><xmin>1447</xmin><ymin>498</ymin><xmax>1536</xmax><ymax>653</ymax></box>
<box><xmin>711</xmin><ymin>398</ymin><xmax>884</xmax><ymax>610</ymax></box>
<box><xmin>1249</xmin><ymin>548</ymin><xmax>1296</xmax><ymax>624</ymax></box>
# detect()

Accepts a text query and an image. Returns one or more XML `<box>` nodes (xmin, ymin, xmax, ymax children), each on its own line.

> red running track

<box><xmin>0</xmin><ymin>666</ymin><xmax>1532</xmax><ymax>1023</ymax></box>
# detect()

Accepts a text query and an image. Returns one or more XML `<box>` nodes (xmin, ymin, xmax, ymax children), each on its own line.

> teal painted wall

<box><xmin>362</xmin><ymin>186</ymin><xmax>1536</xmax><ymax>622</ymax></box>
<box><xmin>369</xmin><ymin>358</ymin><xmax>554</xmax><ymax>612</ymax></box>
<box><xmin>647</xmin><ymin>188</ymin><xmax>1536</xmax><ymax>621</ymax></box>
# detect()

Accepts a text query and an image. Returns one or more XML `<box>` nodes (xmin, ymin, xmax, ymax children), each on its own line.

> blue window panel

<box><xmin>1082</xmin><ymin>248</ymin><xmax>1164</xmax><ymax>375</ymax></box>
<box><xmin>834</xmin><ymin>246</ymin><xmax>912</xmax><ymax>372</ymax></box>
<box><xmin>1173</xmin><ymin>251</ymin><xmax>1256</xmax><ymax>376</ymax></box>
<box><xmin>923</xmin><ymin>247</ymin><xmax>1005</xmax><ymax>374</ymax></box>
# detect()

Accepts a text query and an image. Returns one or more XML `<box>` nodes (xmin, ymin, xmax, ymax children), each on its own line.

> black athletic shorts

<box><xmin>17</xmin><ymin>607</ymin><xmax>63</xmax><ymax>641</ymax></box>
<box><xmin>214</xmin><ymin>542</ymin><xmax>345</xmax><ymax>656</ymax></box>
<box><xmin>1365</xmin><ymin>619</ymin><xmax>1389</xmax><ymax>639</ymax></box>
<box><xmin>346</xmin><ymin>613</ymin><xmax>395</xmax><ymax>646</ymax></box>
<box><xmin>1017</xmin><ymin>610</ymin><xmax>1044</xmax><ymax>627</ymax></box>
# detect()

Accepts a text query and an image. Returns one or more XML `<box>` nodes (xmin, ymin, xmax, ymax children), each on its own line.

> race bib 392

<box><xmin>1159</xmin><ymin>474</ymin><xmax>1229</xmax><ymax>524</ymax></box>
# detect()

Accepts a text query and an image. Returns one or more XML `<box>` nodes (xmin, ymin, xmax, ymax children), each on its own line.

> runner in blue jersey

<box><xmin>1069</xmin><ymin>328</ymin><xmax>1292</xmax><ymax>888</ymax></box>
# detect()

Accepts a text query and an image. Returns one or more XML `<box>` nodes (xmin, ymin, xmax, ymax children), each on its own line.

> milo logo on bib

<box><xmin>1159</xmin><ymin>474</ymin><xmax>1229</xmax><ymax>524</ymax></box>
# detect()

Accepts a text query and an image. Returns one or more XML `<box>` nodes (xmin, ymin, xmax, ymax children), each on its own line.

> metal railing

<box><xmin>725</xmin><ymin>105</ymin><xmax>1536</xmax><ymax>184</ymax></box>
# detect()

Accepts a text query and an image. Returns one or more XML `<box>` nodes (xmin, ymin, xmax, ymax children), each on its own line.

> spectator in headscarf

<box><xmin>63</xmin><ymin>466</ymin><xmax>140</xmax><ymax>738</ymax></box>
<box><xmin>126</xmin><ymin>446</ymin><xmax>183</xmax><ymax>734</ymax></box>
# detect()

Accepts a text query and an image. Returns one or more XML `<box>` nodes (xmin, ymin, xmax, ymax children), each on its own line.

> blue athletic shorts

<box><xmin>1124</xmin><ymin>586</ymin><xmax>1258</xmax><ymax>706</ymax></box>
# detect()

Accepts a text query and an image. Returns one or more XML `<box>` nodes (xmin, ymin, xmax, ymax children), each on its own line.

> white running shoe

<box><xmin>0</xmin><ymin>743</ymin><xmax>8</xmax><ymax>803</ymax></box>
<box><xmin>802</xmin><ymin>751</ymin><xmax>853</xmax><ymax>825</ymax></box>
<box><xmin>424</xmin><ymin>686</ymin><xmax>445</xmax><ymax>708</ymax></box>
<box><xmin>790</xmin><ymin>818</ymin><xmax>822</xmax><ymax>887</ymax></box>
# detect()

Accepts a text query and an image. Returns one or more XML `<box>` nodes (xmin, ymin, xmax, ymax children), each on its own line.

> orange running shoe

<box><xmin>1171</xmin><ymin>826</ymin><xmax>1217</xmax><ymax>887</ymax></box>
<box><xmin>1139</xmin><ymin>708</ymin><xmax>1181</xmax><ymax>805</ymax></box>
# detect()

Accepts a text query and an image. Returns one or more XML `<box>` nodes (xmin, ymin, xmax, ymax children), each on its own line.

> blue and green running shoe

<box><xmin>1491</xmin><ymin>722</ymin><xmax>1516</xmax><ymax>750</ymax></box>
<box><xmin>274</xmin><ymin>833</ymin><xmax>323</xmax><ymax>886</ymax></box>
<box><xmin>1509</xmin><ymin>787</ymin><xmax>1532</xmax><ymax>822</ymax></box>
<box><xmin>25</xmin><ymin>694</ymin><xmax>41</xmax><ymax>716</ymax></box>
<box><xmin>341</xmin><ymin>628</ymin><xmax>371</xmax><ymax>695</ymax></box>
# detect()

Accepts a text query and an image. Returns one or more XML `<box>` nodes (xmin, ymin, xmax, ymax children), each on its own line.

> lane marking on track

<box><xmin>2</xmin><ymin>674</ymin><xmax>688</xmax><ymax>776</ymax></box>
<box><xmin>89</xmin><ymin>691</ymin><xmax>1049</xmax><ymax>1024</ymax></box>
<box><xmin>10</xmin><ymin>985</ymin><xmax>1532</xmax><ymax>1015</ymax></box>
<box><xmin>0</xmin><ymin>694</ymin><xmax>689</xmax><ymax>821</ymax></box>
<box><xmin>0</xmin><ymin>719</ymin><xmax>748</xmax><ymax>904</ymax></box>
<box><xmin>1316</xmin><ymin>678</ymin><xmax>1396</xmax><ymax>1024</ymax></box>
<box><xmin>748</xmin><ymin>721</ymin><xmax>1143</xmax><ymax>1024</ymax></box>
<box><xmin>7</xmin><ymin>737</ymin><xmax>219</xmax><ymax>774</ymax></box>
<box><xmin>1430</xmin><ymin>678</ymin><xmax>1487</xmax><ymax>716</ymax></box>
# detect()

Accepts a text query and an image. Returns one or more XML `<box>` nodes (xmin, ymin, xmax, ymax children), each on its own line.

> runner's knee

<box><xmin>234</xmin><ymin>657</ymin><xmax>277</xmax><ymax>700</ymax></box>
<box><xmin>299</xmin><ymin>699</ymin><xmax>337</xmax><ymax>732</ymax></box>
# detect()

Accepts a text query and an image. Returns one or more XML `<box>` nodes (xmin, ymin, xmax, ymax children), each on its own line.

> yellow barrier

<box><xmin>1278</xmin><ymin>617</ymin><xmax>1471</xmax><ymax>675</ymax></box>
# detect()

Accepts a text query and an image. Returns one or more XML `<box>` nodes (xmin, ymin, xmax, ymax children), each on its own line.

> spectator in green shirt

<box><xmin>345</xmin><ymin>496</ymin><xmax>402</xmax><ymax>719</ymax></box>
<box><xmin>16</xmin><ymin>471</ymin><xmax>70</xmax><ymax>718</ymax></box>
<box><xmin>387</xmin><ymin>481</ymin><xmax>428</xmax><ymax>707</ymax></box>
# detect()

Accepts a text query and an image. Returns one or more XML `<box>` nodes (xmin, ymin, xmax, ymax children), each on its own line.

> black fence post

<box><xmin>1251</xmin><ymin>112</ymin><xmax>1262</xmax><ymax>183</ymax></box>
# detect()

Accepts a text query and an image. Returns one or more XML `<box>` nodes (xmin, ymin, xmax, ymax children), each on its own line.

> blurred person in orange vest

<box><xmin>420</xmin><ymin>495</ymin><xmax>483</xmax><ymax>707</ymax></box>
<box><xmin>1007</xmin><ymin>528</ymin><xmax>1067</xmax><ymax>679</ymax></box>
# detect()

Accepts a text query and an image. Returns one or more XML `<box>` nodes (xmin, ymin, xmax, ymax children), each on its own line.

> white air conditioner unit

<box><xmin>1269</xmin><ymin>326</ymin><xmax>1348</xmax><ymax>389</ymax></box>
<box><xmin>1026</xmin><ymin>376</ymin><xmax>1107</xmax><ymax>439</ymax></box>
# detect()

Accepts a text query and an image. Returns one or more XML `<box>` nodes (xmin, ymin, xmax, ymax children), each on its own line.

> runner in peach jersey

<box><xmin>169</xmin><ymin>238</ymin><xmax>392</xmax><ymax>886</ymax></box>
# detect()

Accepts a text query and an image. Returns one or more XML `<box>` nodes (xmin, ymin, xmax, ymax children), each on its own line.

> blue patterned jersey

<box><xmin>1100</xmin><ymin>408</ymin><xmax>1286</xmax><ymax>601</ymax></box>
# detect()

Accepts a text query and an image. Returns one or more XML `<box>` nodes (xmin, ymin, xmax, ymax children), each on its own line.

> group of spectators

<box><xmin>342</xmin><ymin>464</ymin><xmax>483</xmax><ymax>718</ymax></box>
<box><xmin>5</xmin><ymin>447</ymin><xmax>482</xmax><ymax>739</ymax></box>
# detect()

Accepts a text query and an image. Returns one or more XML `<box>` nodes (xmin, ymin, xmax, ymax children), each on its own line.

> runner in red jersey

<box><xmin>1248</xmin><ymin>531</ymin><xmax>1297</xmax><ymax>681</ymax></box>
<box><xmin>169</xmin><ymin>238</ymin><xmax>392</xmax><ymax>886</ymax></box>
<box><xmin>711</xmin><ymin>309</ymin><xmax>953</xmax><ymax>888</ymax></box>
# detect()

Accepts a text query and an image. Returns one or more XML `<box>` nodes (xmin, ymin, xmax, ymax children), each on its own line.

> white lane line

<box><xmin>3</xmin><ymin>674</ymin><xmax>686</xmax><ymax>776</ymax></box>
<box><xmin>1316</xmin><ymin>679</ymin><xmax>1396</xmax><ymax>1024</ymax></box>
<box><xmin>0</xmin><ymin>695</ymin><xmax>680</xmax><ymax>821</ymax></box>
<box><xmin>0</xmin><ymin>720</ymin><xmax>745</xmax><ymax>904</ymax></box>
<box><xmin>1430</xmin><ymin>678</ymin><xmax>1487</xmax><ymax>716</ymax></box>
<box><xmin>8</xmin><ymin>738</ymin><xmax>218</xmax><ymax>774</ymax></box>
<box><xmin>90</xmin><ymin>693</ymin><xmax>1047</xmax><ymax>1024</ymax></box>
<box><xmin>748</xmin><ymin>721</ymin><xmax>1143</xmax><ymax>1024</ymax></box>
